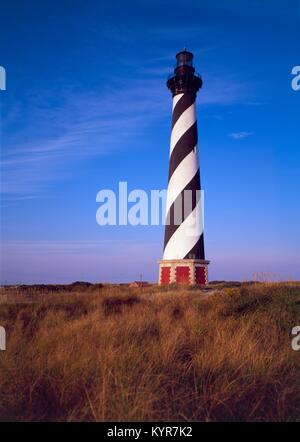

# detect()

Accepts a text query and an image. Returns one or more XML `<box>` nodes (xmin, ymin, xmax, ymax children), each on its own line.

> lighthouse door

<box><xmin>175</xmin><ymin>266</ymin><xmax>190</xmax><ymax>284</ymax></box>
<box><xmin>195</xmin><ymin>267</ymin><xmax>206</xmax><ymax>284</ymax></box>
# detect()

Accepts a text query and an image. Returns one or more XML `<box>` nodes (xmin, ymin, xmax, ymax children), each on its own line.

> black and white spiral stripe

<box><xmin>163</xmin><ymin>92</ymin><xmax>205</xmax><ymax>260</ymax></box>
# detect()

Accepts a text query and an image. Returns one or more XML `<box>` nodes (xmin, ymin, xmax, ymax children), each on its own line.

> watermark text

<box><xmin>0</xmin><ymin>66</ymin><xmax>6</xmax><ymax>90</ymax></box>
<box><xmin>96</xmin><ymin>181</ymin><xmax>205</xmax><ymax>234</ymax></box>
<box><xmin>291</xmin><ymin>326</ymin><xmax>300</xmax><ymax>351</ymax></box>
<box><xmin>0</xmin><ymin>326</ymin><xmax>6</xmax><ymax>351</ymax></box>
<box><xmin>291</xmin><ymin>66</ymin><xmax>300</xmax><ymax>91</ymax></box>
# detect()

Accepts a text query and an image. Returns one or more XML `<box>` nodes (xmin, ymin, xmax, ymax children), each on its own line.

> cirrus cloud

<box><xmin>229</xmin><ymin>131</ymin><xmax>254</xmax><ymax>140</ymax></box>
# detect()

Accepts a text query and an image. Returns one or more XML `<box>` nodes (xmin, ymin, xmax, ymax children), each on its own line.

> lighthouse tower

<box><xmin>158</xmin><ymin>50</ymin><xmax>210</xmax><ymax>285</ymax></box>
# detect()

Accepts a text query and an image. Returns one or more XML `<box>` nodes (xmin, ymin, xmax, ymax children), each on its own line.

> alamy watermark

<box><xmin>0</xmin><ymin>66</ymin><xmax>6</xmax><ymax>90</ymax></box>
<box><xmin>291</xmin><ymin>66</ymin><xmax>300</xmax><ymax>91</ymax></box>
<box><xmin>0</xmin><ymin>326</ymin><xmax>6</xmax><ymax>351</ymax></box>
<box><xmin>291</xmin><ymin>326</ymin><xmax>300</xmax><ymax>351</ymax></box>
<box><xmin>96</xmin><ymin>182</ymin><xmax>204</xmax><ymax>235</ymax></box>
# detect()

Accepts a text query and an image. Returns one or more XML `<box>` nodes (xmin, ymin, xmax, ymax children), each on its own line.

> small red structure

<box><xmin>129</xmin><ymin>281</ymin><xmax>149</xmax><ymax>288</ymax></box>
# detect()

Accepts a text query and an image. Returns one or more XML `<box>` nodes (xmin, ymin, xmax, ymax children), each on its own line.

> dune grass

<box><xmin>0</xmin><ymin>282</ymin><xmax>299</xmax><ymax>421</ymax></box>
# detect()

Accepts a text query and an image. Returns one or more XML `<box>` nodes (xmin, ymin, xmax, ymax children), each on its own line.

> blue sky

<box><xmin>0</xmin><ymin>0</ymin><xmax>299</xmax><ymax>283</ymax></box>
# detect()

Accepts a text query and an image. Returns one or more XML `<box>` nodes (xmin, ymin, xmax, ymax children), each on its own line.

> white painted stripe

<box><xmin>165</xmin><ymin>148</ymin><xmax>199</xmax><ymax>216</ymax></box>
<box><xmin>163</xmin><ymin>202</ymin><xmax>204</xmax><ymax>260</ymax></box>
<box><xmin>172</xmin><ymin>93</ymin><xmax>184</xmax><ymax>110</ymax></box>
<box><xmin>170</xmin><ymin>102</ymin><xmax>196</xmax><ymax>156</ymax></box>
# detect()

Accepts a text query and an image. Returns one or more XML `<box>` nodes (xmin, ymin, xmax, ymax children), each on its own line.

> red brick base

<box><xmin>158</xmin><ymin>259</ymin><xmax>210</xmax><ymax>286</ymax></box>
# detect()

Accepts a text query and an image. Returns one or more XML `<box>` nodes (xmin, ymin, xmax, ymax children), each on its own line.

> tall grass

<box><xmin>0</xmin><ymin>283</ymin><xmax>299</xmax><ymax>421</ymax></box>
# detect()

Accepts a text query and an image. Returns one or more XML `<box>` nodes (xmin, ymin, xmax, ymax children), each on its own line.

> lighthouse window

<box><xmin>176</xmin><ymin>52</ymin><xmax>193</xmax><ymax>67</ymax></box>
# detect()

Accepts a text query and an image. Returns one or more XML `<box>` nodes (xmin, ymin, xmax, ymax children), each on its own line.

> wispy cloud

<box><xmin>229</xmin><ymin>131</ymin><xmax>254</xmax><ymax>140</ymax></box>
<box><xmin>1</xmin><ymin>54</ymin><xmax>256</xmax><ymax>199</ymax></box>
<box><xmin>1</xmin><ymin>76</ymin><xmax>168</xmax><ymax>198</ymax></box>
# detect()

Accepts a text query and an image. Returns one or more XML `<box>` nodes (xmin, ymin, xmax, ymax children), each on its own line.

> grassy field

<box><xmin>0</xmin><ymin>282</ymin><xmax>299</xmax><ymax>421</ymax></box>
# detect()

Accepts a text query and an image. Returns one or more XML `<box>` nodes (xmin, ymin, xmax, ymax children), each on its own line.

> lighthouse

<box><xmin>158</xmin><ymin>50</ymin><xmax>210</xmax><ymax>285</ymax></box>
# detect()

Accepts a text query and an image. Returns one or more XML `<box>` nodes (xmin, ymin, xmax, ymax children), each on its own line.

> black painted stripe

<box><xmin>172</xmin><ymin>93</ymin><xmax>195</xmax><ymax>129</ymax></box>
<box><xmin>184</xmin><ymin>233</ymin><xmax>205</xmax><ymax>260</ymax></box>
<box><xmin>164</xmin><ymin>170</ymin><xmax>200</xmax><ymax>250</ymax></box>
<box><xmin>168</xmin><ymin>122</ymin><xmax>198</xmax><ymax>181</ymax></box>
